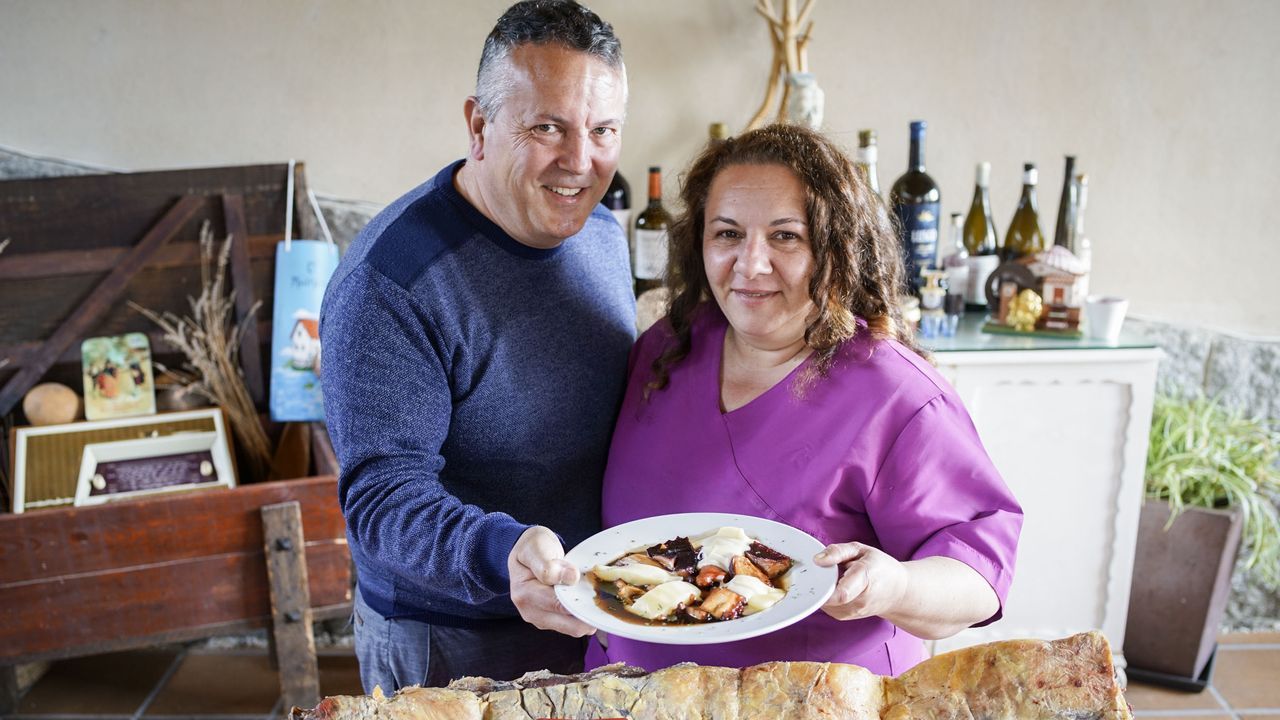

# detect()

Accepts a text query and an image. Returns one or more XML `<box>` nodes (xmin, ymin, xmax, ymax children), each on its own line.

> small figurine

<box><xmin>983</xmin><ymin>244</ymin><xmax>1088</xmax><ymax>337</ymax></box>
<box><xmin>1007</xmin><ymin>289</ymin><xmax>1044</xmax><ymax>332</ymax></box>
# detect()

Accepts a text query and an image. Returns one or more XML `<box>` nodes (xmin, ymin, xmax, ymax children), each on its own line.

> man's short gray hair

<box><xmin>476</xmin><ymin>0</ymin><xmax>625</xmax><ymax>118</ymax></box>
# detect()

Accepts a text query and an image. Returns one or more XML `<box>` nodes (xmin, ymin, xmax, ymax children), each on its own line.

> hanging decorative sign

<box><xmin>269</xmin><ymin>161</ymin><xmax>340</xmax><ymax>421</ymax></box>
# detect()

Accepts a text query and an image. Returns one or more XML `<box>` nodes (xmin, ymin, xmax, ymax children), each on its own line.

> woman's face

<box><xmin>702</xmin><ymin>163</ymin><xmax>816</xmax><ymax>349</ymax></box>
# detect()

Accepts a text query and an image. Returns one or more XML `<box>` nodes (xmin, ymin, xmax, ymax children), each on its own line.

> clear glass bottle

<box><xmin>1071</xmin><ymin>173</ymin><xmax>1091</xmax><ymax>299</ymax></box>
<box><xmin>942</xmin><ymin>212</ymin><xmax>970</xmax><ymax>306</ymax></box>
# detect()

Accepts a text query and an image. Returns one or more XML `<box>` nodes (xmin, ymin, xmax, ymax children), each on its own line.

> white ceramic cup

<box><xmin>1085</xmin><ymin>295</ymin><xmax>1129</xmax><ymax>341</ymax></box>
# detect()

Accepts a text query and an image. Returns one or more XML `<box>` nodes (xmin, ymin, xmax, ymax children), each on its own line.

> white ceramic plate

<box><xmin>555</xmin><ymin>512</ymin><xmax>837</xmax><ymax>645</ymax></box>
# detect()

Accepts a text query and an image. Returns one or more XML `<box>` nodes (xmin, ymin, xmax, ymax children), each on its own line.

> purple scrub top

<box><xmin>591</xmin><ymin>305</ymin><xmax>1022</xmax><ymax>676</ymax></box>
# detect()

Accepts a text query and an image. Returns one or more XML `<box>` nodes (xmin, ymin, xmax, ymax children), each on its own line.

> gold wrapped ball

<box><xmin>22</xmin><ymin>382</ymin><xmax>82</xmax><ymax>426</ymax></box>
<box><xmin>1007</xmin><ymin>289</ymin><xmax>1044</xmax><ymax>332</ymax></box>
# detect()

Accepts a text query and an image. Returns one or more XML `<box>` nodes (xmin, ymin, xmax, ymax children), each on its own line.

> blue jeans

<box><xmin>352</xmin><ymin>589</ymin><xmax>587</xmax><ymax>694</ymax></box>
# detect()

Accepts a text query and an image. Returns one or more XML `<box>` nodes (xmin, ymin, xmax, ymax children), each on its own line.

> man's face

<box><xmin>467</xmin><ymin>44</ymin><xmax>626</xmax><ymax>249</ymax></box>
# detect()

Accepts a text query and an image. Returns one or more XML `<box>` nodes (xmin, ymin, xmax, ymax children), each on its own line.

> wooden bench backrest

<box><xmin>0</xmin><ymin>476</ymin><xmax>350</xmax><ymax>665</ymax></box>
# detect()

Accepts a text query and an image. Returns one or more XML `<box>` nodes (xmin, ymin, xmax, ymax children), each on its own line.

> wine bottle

<box><xmin>962</xmin><ymin>162</ymin><xmax>1000</xmax><ymax>308</ymax></box>
<box><xmin>632</xmin><ymin>166</ymin><xmax>672</xmax><ymax>296</ymax></box>
<box><xmin>855</xmin><ymin>129</ymin><xmax>881</xmax><ymax>196</ymax></box>
<box><xmin>1071</xmin><ymin>173</ymin><xmax>1091</xmax><ymax>299</ymax></box>
<box><xmin>709</xmin><ymin>122</ymin><xmax>729</xmax><ymax>147</ymax></box>
<box><xmin>942</xmin><ymin>212</ymin><xmax>970</xmax><ymax>305</ymax></box>
<box><xmin>1005</xmin><ymin>163</ymin><xmax>1046</xmax><ymax>260</ymax></box>
<box><xmin>890</xmin><ymin>121</ymin><xmax>941</xmax><ymax>293</ymax></box>
<box><xmin>603</xmin><ymin>169</ymin><xmax>631</xmax><ymax>240</ymax></box>
<box><xmin>1053</xmin><ymin>155</ymin><xmax>1077</xmax><ymax>248</ymax></box>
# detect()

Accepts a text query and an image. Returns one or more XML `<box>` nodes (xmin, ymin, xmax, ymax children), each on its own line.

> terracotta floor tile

<box><xmin>1220</xmin><ymin>631</ymin><xmax>1280</xmax><ymax>646</ymax></box>
<box><xmin>1123</xmin><ymin>680</ymin><xmax>1226</xmax><ymax>712</ymax></box>
<box><xmin>317</xmin><ymin>654</ymin><xmax>363</xmax><ymax>698</ymax></box>
<box><xmin>1213</xmin><ymin>647</ymin><xmax>1280</xmax><ymax>709</ymax></box>
<box><xmin>16</xmin><ymin>650</ymin><xmax>177</xmax><ymax>715</ymax></box>
<box><xmin>143</xmin><ymin>651</ymin><xmax>278</xmax><ymax>715</ymax></box>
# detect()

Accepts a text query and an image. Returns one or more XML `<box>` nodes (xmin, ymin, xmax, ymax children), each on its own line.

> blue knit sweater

<box><xmin>320</xmin><ymin>161</ymin><xmax>635</xmax><ymax>625</ymax></box>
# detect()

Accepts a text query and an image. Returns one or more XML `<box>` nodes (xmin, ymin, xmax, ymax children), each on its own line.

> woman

<box><xmin>590</xmin><ymin>124</ymin><xmax>1022</xmax><ymax>675</ymax></box>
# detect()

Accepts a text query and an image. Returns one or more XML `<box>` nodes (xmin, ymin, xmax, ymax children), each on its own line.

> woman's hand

<box><xmin>814</xmin><ymin>544</ymin><xmax>1001</xmax><ymax>639</ymax></box>
<box><xmin>814</xmin><ymin>542</ymin><xmax>909</xmax><ymax>622</ymax></box>
<box><xmin>507</xmin><ymin>526</ymin><xmax>597</xmax><ymax>637</ymax></box>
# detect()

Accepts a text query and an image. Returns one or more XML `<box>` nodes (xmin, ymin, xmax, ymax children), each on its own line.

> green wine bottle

<box><xmin>962</xmin><ymin>162</ymin><xmax>1000</xmax><ymax>308</ymax></box>
<box><xmin>1053</xmin><ymin>155</ymin><xmax>1077</xmax><ymax>248</ymax></box>
<box><xmin>855</xmin><ymin>129</ymin><xmax>881</xmax><ymax>196</ymax></box>
<box><xmin>963</xmin><ymin>162</ymin><xmax>998</xmax><ymax>256</ymax></box>
<box><xmin>709</xmin><ymin>122</ymin><xmax>729</xmax><ymax>147</ymax></box>
<box><xmin>1005</xmin><ymin>163</ymin><xmax>1046</xmax><ymax>260</ymax></box>
<box><xmin>632</xmin><ymin>166</ymin><xmax>672</xmax><ymax>296</ymax></box>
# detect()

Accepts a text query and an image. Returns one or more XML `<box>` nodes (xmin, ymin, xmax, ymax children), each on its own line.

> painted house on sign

<box><xmin>285</xmin><ymin>317</ymin><xmax>321</xmax><ymax>371</ymax></box>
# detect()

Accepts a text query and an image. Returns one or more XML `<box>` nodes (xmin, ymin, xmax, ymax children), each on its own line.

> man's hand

<box><xmin>814</xmin><ymin>542</ymin><xmax>909</xmax><ymax>622</ymax></box>
<box><xmin>508</xmin><ymin>526</ymin><xmax>596</xmax><ymax>637</ymax></box>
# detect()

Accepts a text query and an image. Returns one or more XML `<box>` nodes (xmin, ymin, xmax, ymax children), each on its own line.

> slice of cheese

<box><xmin>627</xmin><ymin>581</ymin><xmax>701</xmax><ymax>620</ymax></box>
<box><xmin>694</xmin><ymin>527</ymin><xmax>753</xmax><ymax>571</ymax></box>
<box><xmin>592</xmin><ymin>563</ymin><xmax>679</xmax><ymax>587</ymax></box>
<box><xmin>724</xmin><ymin>575</ymin><xmax>786</xmax><ymax>614</ymax></box>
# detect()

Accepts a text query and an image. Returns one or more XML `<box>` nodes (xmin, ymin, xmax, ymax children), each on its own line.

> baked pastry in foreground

<box><xmin>293</xmin><ymin>631</ymin><xmax>1131</xmax><ymax>720</ymax></box>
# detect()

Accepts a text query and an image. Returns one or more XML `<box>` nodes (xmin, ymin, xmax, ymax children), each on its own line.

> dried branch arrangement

<box><xmin>747</xmin><ymin>0</ymin><xmax>817</xmax><ymax>131</ymax></box>
<box><xmin>130</xmin><ymin>222</ymin><xmax>271</xmax><ymax>481</ymax></box>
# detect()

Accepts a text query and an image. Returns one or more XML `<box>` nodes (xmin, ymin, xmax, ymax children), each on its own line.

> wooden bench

<box><xmin>0</xmin><ymin>475</ymin><xmax>352</xmax><ymax>712</ymax></box>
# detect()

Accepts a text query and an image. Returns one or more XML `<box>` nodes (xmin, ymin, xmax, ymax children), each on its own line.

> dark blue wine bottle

<box><xmin>890</xmin><ymin>121</ymin><xmax>942</xmax><ymax>294</ymax></box>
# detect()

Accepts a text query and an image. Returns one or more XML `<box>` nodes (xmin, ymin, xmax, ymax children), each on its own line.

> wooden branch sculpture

<box><xmin>747</xmin><ymin>0</ymin><xmax>817</xmax><ymax>131</ymax></box>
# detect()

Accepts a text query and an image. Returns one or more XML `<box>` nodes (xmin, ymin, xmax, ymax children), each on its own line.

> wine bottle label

<box><xmin>609</xmin><ymin>209</ymin><xmax>633</xmax><ymax>237</ymax></box>
<box><xmin>894</xmin><ymin>202</ymin><xmax>940</xmax><ymax>289</ymax></box>
<box><xmin>966</xmin><ymin>254</ymin><xmax>1001</xmax><ymax>306</ymax></box>
<box><xmin>856</xmin><ymin>146</ymin><xmax>877</xmax><ymax>164</ymax></box>
<box><xmin>633</xmin><ymin>228</ymin><xmax>668</xmax><ymax>280</ymax></box>
<box><xmin>944</xmin><ymin>264</ymin><xmax>970</xmax><ymax>299</ymax></box>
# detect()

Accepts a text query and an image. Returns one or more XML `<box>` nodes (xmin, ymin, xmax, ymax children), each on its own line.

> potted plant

<box><xmin>1124</xmin><ymin>393</ymin><xmax>1280</xmax><ymax>689</ymax></box>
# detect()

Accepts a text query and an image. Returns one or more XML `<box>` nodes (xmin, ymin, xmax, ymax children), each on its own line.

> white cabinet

<box><xmin>926</xmin><ymin>327</ymin><xmax>1161</xmax><ymax>668</ymax></box>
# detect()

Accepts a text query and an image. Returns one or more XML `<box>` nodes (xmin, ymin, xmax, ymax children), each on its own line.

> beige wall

<box><xmin>2</xmin><ymin>0</ymin><xmax>1277</xmax><ymax>336</ymax></box>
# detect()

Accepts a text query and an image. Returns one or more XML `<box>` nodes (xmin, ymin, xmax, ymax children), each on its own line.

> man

<box><xmin>319</xmin><ymin>0</ymin><xmax>633</xmax><ymax>694</ymax></box>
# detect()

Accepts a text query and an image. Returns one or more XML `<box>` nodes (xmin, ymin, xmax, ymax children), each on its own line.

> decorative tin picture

<box><xmin>81</xmin><ymin>332</ymin><xmax>156</xmax><ymax>420</ymax></box>
<box><xmin>269</xmin><ymin>239</ymin><xmax>340</xmax><ymax>421</ymax></box>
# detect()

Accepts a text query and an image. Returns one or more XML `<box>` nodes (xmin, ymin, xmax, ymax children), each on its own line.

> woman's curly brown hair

<box><xmin>647</xmin><ymin>123</ymin><xmax>923</xmax><ymax>396</ymax></box>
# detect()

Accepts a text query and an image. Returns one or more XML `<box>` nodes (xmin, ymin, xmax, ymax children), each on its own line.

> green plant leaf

<box><xmin>1145</xmin><ymin>392</ymin><xmax>1280</xmax><ymax>590</ymax></box>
